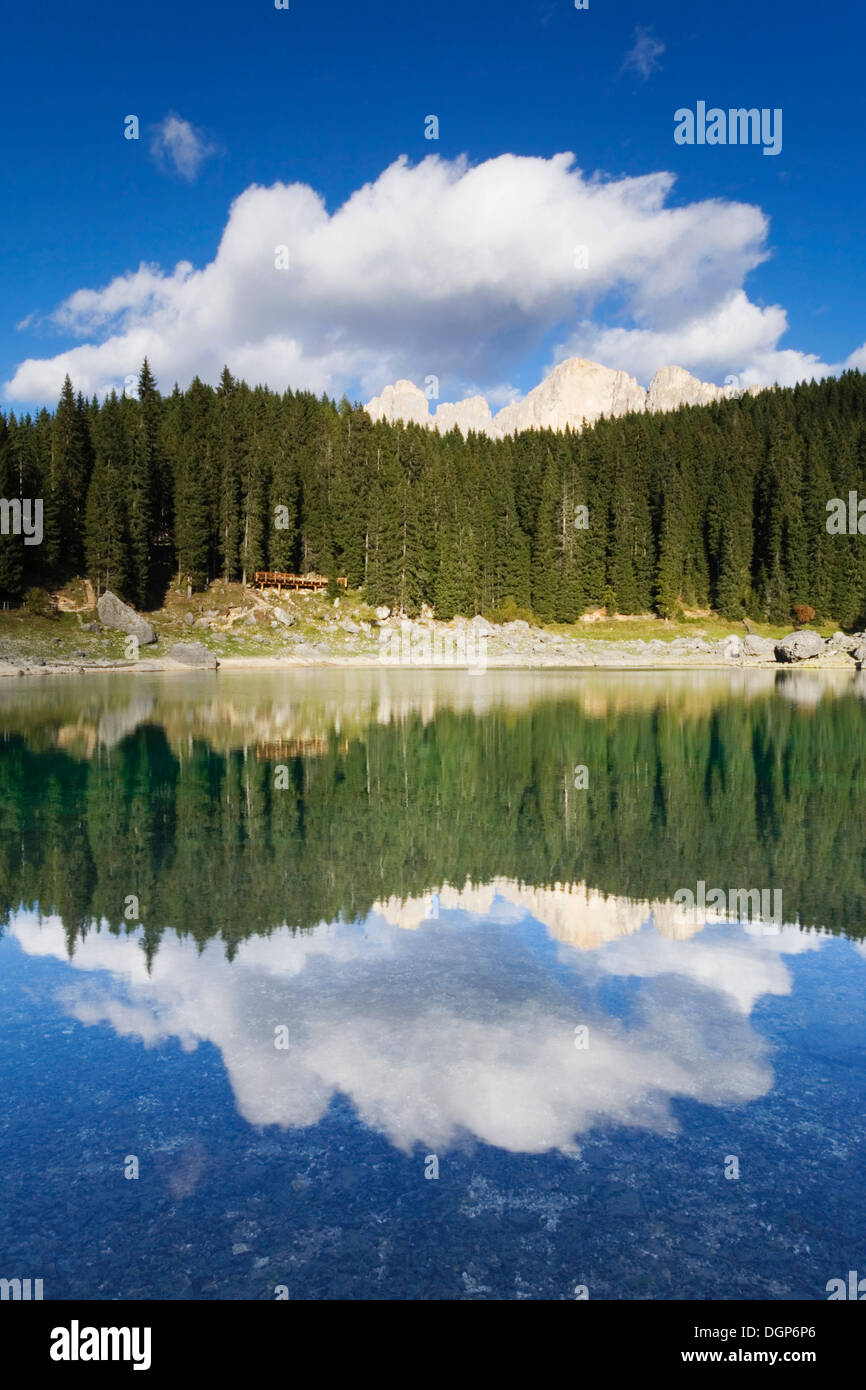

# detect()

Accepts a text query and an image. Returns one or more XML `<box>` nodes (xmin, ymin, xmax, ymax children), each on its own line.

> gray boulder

<box><xmin>742</xmin><ymin>634</ymin><xmax>777</xmax><ymax>659</ymax></box>
<box><xmin>677</xmin><ymin>636</ymin><xmax>713</xmax><ymax>653</ymax></box>
<box><xmin>166</xmin><ymin>642</ymin><xmax>218</xmax><ymax>668</ymax></box>
<box><xmin>849</xmin><ymin>638</ymin><xmax>866</xmax><ymax>666</ymax></box>
<box><xmin>828</xmin><ymin>630</ymin><xmax>866</xmax><ymax>655</ymax></box>
<box><xmin>717</xmin><ymin>635</ymin><xmax>742</xmax><ymax>659</ymax></box>
<box><xmin>97</xmin><ymin>591</ymin><xmax>156</xmax><ymax>645</ymax></box>
<box><xmin>774</xmin><ymin>630</ymin><xmax>825</xmax><ymax>663</ymax></box>
<box><xmin>183</xmin><ymin>611</ymin><xmax>195</xmax><ymax>626</ymax></box>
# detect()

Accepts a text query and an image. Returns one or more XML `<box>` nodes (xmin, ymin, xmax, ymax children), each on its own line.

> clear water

<box><xmin>1</xmin><ymin>668</ymin><xmax>865</xmax><ymax>1300</ymax></box>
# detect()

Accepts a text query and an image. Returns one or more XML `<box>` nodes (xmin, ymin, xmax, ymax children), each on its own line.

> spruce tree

<box><xmin>84</xmin><ymin>392</ymin><xmax>131</xmax><ymax>596</ymax></box>
<box><xmin>531</xmin><ymin>460</ymin><xmax>558</xmax><ymax>621</ymax></box>
<box><xmin>216</xmin><ymin>367</ymin><xmax>243</xmax><ymax>580</ymax></box>
<box><xmin>174</xmin><ymin>378</ymin><xmax>214</xmax><ymax>591</ymax></box>
<box><xmin>0</xmin><ymin>415</ymin><xmax>24</xmax><ymax>602</ymax></box>
<box><xmin>50</xmin><ymin>376</ymin><xmax>91</xmax><ymax>578</ymax></box>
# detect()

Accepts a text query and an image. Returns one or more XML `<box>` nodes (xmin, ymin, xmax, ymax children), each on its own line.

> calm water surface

<box><xmin>1</xmin><ymin>668</ymin><xmax>865</xmax><ymax>1299</ymax></box>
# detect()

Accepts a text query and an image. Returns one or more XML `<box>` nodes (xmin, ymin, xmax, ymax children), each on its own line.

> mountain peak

<box><xmin>365</xmin><ymin>357</ymin><xmax>737</xmax><ymax>437</ymax></box>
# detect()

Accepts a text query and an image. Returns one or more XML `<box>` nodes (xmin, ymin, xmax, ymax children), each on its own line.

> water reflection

<box><xmin>2</xmin><ymin>668</ymin><xmax>866</xmax><ymax>952</ymax></box>
<box><xmin>8</xmin><ymin>885</ymin><xmax>829</xmax><ymax>1153</ymax></box>
<box><xmin>2</xmin><ymin>670</ymin><xmax>866</xmax><ymax>1300</ymax></box>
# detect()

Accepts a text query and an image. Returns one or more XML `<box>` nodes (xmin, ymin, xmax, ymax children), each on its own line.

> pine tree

<box><xmin>84</xmin><ymin>393</ymin><xmax>131</xmax><ymax>596</ymax></box>
<box><xmin>531</xmin><ymin>459</ymin><xmax>558</xmax><ymax>621</ymax></box>
<box><xmin>268</xmin><ymin>392</ymin><xmax>299</xmax><ymax>572</ymax></box>
<box><xmin>0</xmin><ymin>415</ymin><xmax>24</xmax><ymax>602</ymax></box>
<box><xmin>364</xmin><ymin>434</ymin><xmax>403</xmax><ymax>607</ymax></box>
<box><xmin>173</xmin><ymin>378</ymin><xmax>214</xmax><ymax>591</ymax></box>
<box><xmin>216</xmin><ymin>367</ymin><xmax>244</xmax><ymax>580</ymax></box>
<box><xmin>332</xmin><ymin>402</ymin><xmax>373</xmax><ymax>587</ymax></box>
<box><xmin>298</xmin><ymin>396</ymin><xmax>336</xmax><ymax>575</ymax></box>
<box><xmin>50</xmin><ymin>375</ymin><xmax>92</xmax><ymax>578</ymax></box>
<box><xmin>126</xmin><ymin>358</ymin><xmax>162</xmax><ymax>605</ymax></box>
<box><xmin>239</xmin><ymin>391</ymin><xmax>272</xmax><ymax>585</ymax></box>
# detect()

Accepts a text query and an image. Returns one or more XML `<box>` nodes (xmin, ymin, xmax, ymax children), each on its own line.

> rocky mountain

<box><xmin>364</xmin><ymin>380</ymin><xmax>432</xmax><ymax>429</ymax></box>
<box><xmin>365</xmin><ymin>357</ymin><xmax>750</xmax><ymax>438</ymax></box>
<box><xmin>495</xmin><ymin>358</ymin><xmax>649</xmax><ymax>436</ymax></box>
<box><xmin>646</xmin><ymin>364</ymin><xmax>729</xmax><ymax>413</ymax></box>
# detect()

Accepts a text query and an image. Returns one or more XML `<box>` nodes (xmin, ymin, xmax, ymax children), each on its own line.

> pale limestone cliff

<box><xmin>366</xmin><ymin>356</ymin><xmax>741</xmax><ymax>438</ymax></box>
<box><xmin>372</xmin><ymin>877</ymin><xmax>792</xmax><ymax>953</ymax></box>
<box><xmin>494</xmin><ymin>358</ymin><xmax>647</xmax><ymax>435</ymax></box>
<box><xmin>647</xmin><ymin>364</ymin><xmax>727</xmax><ymax>412</ymax></box>
<box><xmin>372</xmin><ymin>878</ymin><xmax>702</xmax><ymax>950</ymax></box>
<box><xmin>434</xmin><ymin>395</ymin><xmax>501</xmax><ymax>438</ymax></box>
<box><xmin>365</xmin><ymin>379</ymin><xmax>431</xmax><ymax>427</ymax></box>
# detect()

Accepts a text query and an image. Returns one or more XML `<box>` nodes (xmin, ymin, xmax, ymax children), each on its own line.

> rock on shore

<box><xmin>742</xmin><ymin>634</ymin><xmax>777</xmax><ymax>659</ymax></box>
<box><xmin>166</xmin><ymin>642</ymin><xmax>219</xmax><ymax>668</ymax></box>
<box><xmin>97</xmin><ymin>591</ymin><xmax>157</xmax><ymax>645</ymax></box>
<box><xmin>774</xmin><ymin>631</ymin><xmax>827</xmax><ymax>662</ymax></box>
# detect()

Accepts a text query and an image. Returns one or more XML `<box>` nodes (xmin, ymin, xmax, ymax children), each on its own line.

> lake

<box><xmin>1</xmin><ymin>667</ymin><xmax>865</xmax><ymax>1300</ymax></box>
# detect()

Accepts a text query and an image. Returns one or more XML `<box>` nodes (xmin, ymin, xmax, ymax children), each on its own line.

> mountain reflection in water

<box><xmin>9</xmin><ymin>890</ymin><xmax>832</xmax><ymax>1154</ymax></box>
<box><xmin>2</xmin><ymin>669</ymin><xmax>866</xmax><ymax>1300</ymax></box>
<box><xmin>1</xmin><ymin>666</ymin><xmax>866</xmax><ymax>958</ymax></box>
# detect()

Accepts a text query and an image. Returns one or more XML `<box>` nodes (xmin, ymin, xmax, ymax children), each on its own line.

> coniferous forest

<box><xmin>2</xmin><ymin>360</ymin><xmax>866</xmax><ymax>626</ymax></box>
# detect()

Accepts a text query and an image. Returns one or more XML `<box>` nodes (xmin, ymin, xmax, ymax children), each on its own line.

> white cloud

<box><xmin>3</xmin><ymin>151</ymin><xmax>860</xmax><ymax>406</ymax></box>
<box><xmin>557</xmin><ymin>291</ymin><xmax>835</xmax><ymax>388</ymax></box>
<box><xmin>845</xmin><ymin>340</ymin><xmax>866</xmax><ymax>371</ymax></box>
<box><xmin>9</xmin><ymin>892</ymin><xmax>831</xmax><ymax>1155</ymax></box>
<box><xmin>621</xmin><ymin>26</ymin><xmax>665</xmax><ymax>81</ymax></box>
<box><xmin>150</xmin><ymin>113</ymin><xmax>215</xmax><ymax>182</ymax></box>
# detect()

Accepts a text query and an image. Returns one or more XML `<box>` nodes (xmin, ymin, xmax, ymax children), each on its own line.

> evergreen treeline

<box><xmin>2</xmin><ymin>360</ymin><xmax>866</xmax><ymax>624</ymax></box>
<box><xmin>1</xmin><ymin>685</ymin><xmax>866</xmax><ymax>959</ymax></box>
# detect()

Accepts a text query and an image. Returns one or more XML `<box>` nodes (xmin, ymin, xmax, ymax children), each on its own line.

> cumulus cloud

<box><xmin>3</xmin><ymin>151</ymin><xmax>862</xmax><ymax>406</ymax></box>
<box><xmin>556</xmin><ymin>291</ymin><xmax>835</xmax><ymax>388</ymax></box>
<box><xmin>621</xmin><ymin>26</ymin><xmax>665</xmax><ymax>80</ymax></box>
<box><xmin>150</xmin><ymin>113</ymin><xmax>215</xmax><ymax>182</ymax></box>
<box><xmin>9</xmin><ymin>891</ymin><xmax>829</xmax><ymax>1155</ymax></box>
<box><xmin>846</xmin><ymin>341</ymin><xmax>866</xmax><ymax>371</ymax></box>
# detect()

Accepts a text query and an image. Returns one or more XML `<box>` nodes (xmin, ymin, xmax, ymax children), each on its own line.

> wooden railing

<box><xmin>252</xmin><ymin>571</ymin><xmax>348</xmax><ymax>592</ymax></box>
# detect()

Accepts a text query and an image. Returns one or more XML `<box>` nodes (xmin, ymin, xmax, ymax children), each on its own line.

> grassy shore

<box><xmin>0</xmin><ymin>580</ymin><xmax>851</xmax><ymax>675</ymax></box>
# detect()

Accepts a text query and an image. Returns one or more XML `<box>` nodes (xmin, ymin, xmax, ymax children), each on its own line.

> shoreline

<box><xmin>4</xmin><ymin>583</ymin><xmax>862</xmax><ymax>681</ymax></box>
<box><xmin>0</xmin><ymin>650</ymin><xmax>861</xmax><ymax>678</ymax></box>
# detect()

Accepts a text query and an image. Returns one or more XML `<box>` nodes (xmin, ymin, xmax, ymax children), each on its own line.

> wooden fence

<box><xmin>252</xmin><ymin>571</ymin><xmax>348</xmax><ymax>592</ymax></box>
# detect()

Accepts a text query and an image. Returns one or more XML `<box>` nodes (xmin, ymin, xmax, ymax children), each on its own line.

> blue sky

<box><xmin>2</xmin><ymin>0</ymin><xmax>863</xmax><ymax>413</ymax></box>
